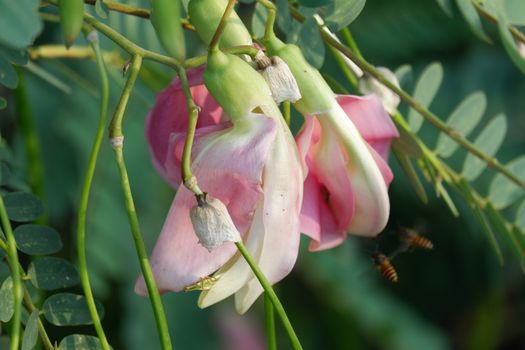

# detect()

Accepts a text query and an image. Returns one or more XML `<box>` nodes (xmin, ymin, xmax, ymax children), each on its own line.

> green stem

<box><xmin>472</xmin><ymin>0</ymin><xmax>525</xmax><ymax>45</ymax></box>
<box><xmin>176</xmin><ymin>67</ymin><xmax>202</xmax><ymax>195</ymax></box>
<box><xmin>321</xmin><ymin>32</ymin><xmax>525</xmax><ymax>189</ymax></box>
<box><xmin>264</xmin><ymin>293</ymin><xmax>277</xmax><ymax>350</ymax></box>
<box><xmin>340</xmin><ymin>28</ymin><xmax>362</xmax><ymax>59</ymax></box>
<box><xmin>209</xmin><ymin>0</ymin><xmax>237</xmax><ymax>52</ymax></box>
<box><xmin>14</xmin><ymin>70</ymin><xmax>46</xmax><ymax>205</ymax></box>
<box><xmin>76</xmin><ymin>30</ymin><xmax>111</xmax><ymax>350</ymax></box>
<box><xmin>108</xmin><ymin>55</ymin><xmax>173</xmax><ymax>350</ymax></box>
<box><xmin>327</xmin><ymin>44</ymin><xmax>359</xmax><ymax>89</ymax></box>
<box><xmin>0</xmin><ymin>196</ymin><xmax>23</xmax><ymax>350</ymax></box>
<box><xmin>256</xmin><ymin>0</ymin><xmax>277</xmax><ymax>41</ymax></box>
<box><xmin>235</xmin><ymin>242</ymin><xmax>302</xmax><ymax>350</ymax></box>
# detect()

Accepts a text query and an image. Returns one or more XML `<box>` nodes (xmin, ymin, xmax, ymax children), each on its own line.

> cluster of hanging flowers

<box><xmin>135</xmin><ymin>0</ymin><xmax>399</xmax><ymax>313</ymax></box>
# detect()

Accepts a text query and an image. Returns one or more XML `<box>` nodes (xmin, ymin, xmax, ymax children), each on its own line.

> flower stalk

<box><xmin>76</xmin><ymin>29</ymin><xmax>111</xmax><ymax>350</ymax></box>
<box><xmin>109</xmin><ymin>55</ymin><xmax>173</xmax><ymax>350</ymax></box>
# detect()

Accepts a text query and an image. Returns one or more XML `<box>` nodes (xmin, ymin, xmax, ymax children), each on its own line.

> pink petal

<box><xmin>135</xmin><ymin>115</ymin><xmax>277</xmax><ymax>294</ymax></box>
<box><xmin>336</xmin><ymin>94</ymin><xmax>399</xmax><ymax>160</ymax></box>
<box><xmin>234</xmin><ymin>118</ymin><xmax>303</xmax><ymax>312</ymax></box>
<box><xmin>146</xmin><ymin>67</ymin><xmax>224</xmax><ymax>187</ymax></box>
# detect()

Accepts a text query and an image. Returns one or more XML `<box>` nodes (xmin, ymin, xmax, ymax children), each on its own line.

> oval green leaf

<box><xmin>0</xmin><ymin>47</ymin><xmax>28</xmax><ymax>65</ymax></box>
<box><xmin>462</xmin><ymin>114</ymin><xmax>507</xmax><ymax>181</ymax></box>
<box><xmin>455</xmin><ymin>0</ymin><xmax>492</xmax><ymax>43</ymax></box>
<box><xmin>22</xmin><ymin>310</ymin><xmax>39</xmax><ymax>350</ymax></box>
<box><xmin>394</xmin><ymin>64</ymin><xmax>412</xmax><ymax>90</ymax></box>
<box><xmin>297</xmin><ymin>18</ymin><xmax>325</xmax><ymax>69</ymax></box>
<box><xmin>0</xmin><ymin>55</ymin><xmax>18</xmax><ymax>89</ymax></box>
<box><xmin>4</xmin><ymin>192</ymin><xmax>44</xmax><ymax>222</ymax></box>
<box><xmin>0</xmin><ymin>96</ymin><xmax>6</xmax><ymax>110</ymax></box>
<box><xmin>325</xmin><ymin>0</ymin><xmax>366</xmax><ymax>31</ymax></box>
<box><xmin>0</xmin><ymin>277</ymin><xmax>14</xmax><ymax>322</ymax></box>
<box><xmin>0</xmin><ymin>0</ymin><xmax>43</xmax><ymax>49</ymax></box>
<box><xmin>14</xmin><ymin>224</ymin><xmax>62</xmax><ymax>255</ymax></box>
<box><xmin>408</xmin><ymin>62</ymin><xmax>443</xmax><ymax>133</ymax></box>
<box><xmin>28</xmin><ymin>257</ymin><xmax>79</xmax><ymax>291</ymax></box>
<box><xmin>436</xmin><ymin>91</ymin><xmax>486</xmax><ymax>158</ymax></box>
<box><xmin>58</xmin><ymin>335</ymin><xmax>105</xmax><ymax>350</ymax></box>
<box><xmin>489</xmin><ymin>156</ymin><xmax>525</xmax><ymax>209</ymax></box>
<box><xmin>43</xmin><ymin>293</ymin><xmax>104</xmax><ymax>326</ymax></box>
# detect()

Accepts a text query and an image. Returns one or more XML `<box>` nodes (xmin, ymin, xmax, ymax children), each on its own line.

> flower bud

<box><xmin>190</xmin><ymin>194</ymin><xmax>241</xmax><ymax>252</ymax></box>
<box><xmin>150</xmin><ymin>0</ymin><xmax>186</xmax><ymax>61</ymax></box>
<box><xmin>358</xmin><ymin>68</ymin><xmax>400</xmax><ymax>115</ymax></box>
<box><xmin>256</xmin><ymin>51</ymin><xmax>301</xmax><ymax>104</ymax></box>
<box><xmin>204</xmin><ymin>50</ymin><xmax>274</xmax><ymax>120</ymax></box>
<box><xmin>58</xmin><ymin>0</ymin><xmax>84</xmax><ymax>48</ymax></box>
<box><xmin>188</xmin><ymin>0</ymin><xmax>252</xmax><ymax>48</ymax></box>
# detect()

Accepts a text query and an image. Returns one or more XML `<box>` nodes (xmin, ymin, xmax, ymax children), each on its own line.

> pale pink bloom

<box><xmin>296</xmin><ymin>95</ymin><xmax>399</xmax><ymax>251</ymax></box>
<box><xmin>136</xmin><ymin>68</ymin><xmax>302</xmax><ymax>313</ymax></box>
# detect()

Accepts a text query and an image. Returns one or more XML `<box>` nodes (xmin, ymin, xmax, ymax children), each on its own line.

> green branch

<box><xmin>176</xmin><ymin>66</ymin><xmax>202</xmax><ymax>195</ymax></box>
<box><xmin>235</xmin><ymin>242</ymin><xmax>303</xmax><ymax>350</ymax></box>
<box><xmin>76</xmin><ymin>29</ymin><xmax>111</xmax><ymax>350</ymax></box>
<box><xmin>319</xmin><ymin>31</ymin><xmax>524</xmax><ymax>190</ymax></box>
<box><xmin>209</xmin><ymin>0</ymin><xmax>238</xmax><ymax>52</ymax></box>
<box><xmin>0</xmin><ymin>196</ymin><xmax>23</xmax><ymax>350</ymax></box>
<box><xmin>264</xmin><ymin>292</ymin><xmax>277</xmax><ymax>350</ymax></box>
<box><xmin>108</xmin><ymin>54</ymin><xmax>173</xmax><ymax>350</ymax></box>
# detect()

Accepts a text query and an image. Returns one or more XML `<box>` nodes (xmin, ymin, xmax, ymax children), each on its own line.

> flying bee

<box><xmin>372</xmin><ymin>252</ymin><xmax>398</xmax><ymax>283</ymax></box>
<box><xmin>183</xmin><ymin>276</ymin><xmax>218</xmax><ymax>292</ymax></box>
<box><xmin>399</xmin><ymin>228</ymin><xmax>434</xmax><ymax>250</ymax></box>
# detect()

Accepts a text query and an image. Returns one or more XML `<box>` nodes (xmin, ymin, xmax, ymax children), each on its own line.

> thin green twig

<box><xmin>321</xmin><ymin>32</ymin><xmax>525</xmax><ymax>190</ymax></box>
<box><xmin>472</xmin><ymin>0</ymin><xmax>525</xmax><ymax>45</ymax></box>
<box><xmin>76</xmin><ymin>29</ymin><xmax>111</xmax><ymax>350</ymax></box>
<box><xmin>264</xmin><ymin>292</ymin><xmax>277</xmax><ymax>350</ymax></box>
<box><xmin>235</xmin><ymin>242</ymin><xmax>303</xmax><ymax>350</ymax></box>
<box><xmin>0</xmin><ymin>196</ymin><xmax>23</xmax><ymax>350</ymax></box>
<box><xmin>176</xmin><ymin>67</ymin><xmax>203</xmax><ymax>195</ymax></box>
<box><xmin>108</xmin><ymin>54</ymin><xmax>173</xmax><ymax>350</ymax></box>
<box><xmin>209</xmin><ymin>0</ymin><xmax>238</xmax><ymax>52</ymax></box>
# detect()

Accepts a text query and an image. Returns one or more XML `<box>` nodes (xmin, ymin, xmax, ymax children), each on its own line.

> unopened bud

<box><xmin>256</xmin><ymin>51</ymin><xmax>301</xmax><ymax>104</ymax></box>
<box><xmin>359</xmin><ymin>67</ymin><xmax>400</xmax><ymax>115</ymax></box>
<box><xmin>190</xmin><ymin>194</ymin><xmax>241</xmax><ymax>252</ymax></box>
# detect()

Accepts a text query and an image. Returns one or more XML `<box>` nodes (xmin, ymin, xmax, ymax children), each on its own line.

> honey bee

<box><xmin>372</xmin><ymin>252</ymin><xmax>398</xmax><ymax>283</ymax></box>
<box><xmin>183</xmin><ymin>276</ymin><xmax>218</xmax><ymax>292</ymax></box>
<box><xmin>399</xmin><ymin>228</ymin><xmax>434</xmax><ymax>250</ymax></box>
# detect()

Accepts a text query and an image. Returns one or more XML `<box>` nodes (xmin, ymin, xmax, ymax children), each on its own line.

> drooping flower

<box><xmin>136</xmin><ymin>53</ymin><xmax>303</xmax><ymax>314</ymax></box>
<box><xmin>263</xmin><ymin>36</ymin><xmax>399</xmax><ymax>248</ymax></box>
<box><xmin>296</xmin><ymin>95</ymin><xmax>399</xmax><ymax>251</ymax></box>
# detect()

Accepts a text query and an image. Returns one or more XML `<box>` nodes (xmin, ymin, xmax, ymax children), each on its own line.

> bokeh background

<box><xmin>1</xmin><ymin>0</ymin><xmax>525</xmax><ymax>349</ymax></box>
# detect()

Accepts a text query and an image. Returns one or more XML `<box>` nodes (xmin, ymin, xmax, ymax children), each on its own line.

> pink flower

<box><xmin>296</xmin><ymin>95</ymin><xmax>399</xmax><ymax>251</ymax></box>
<box><xmin>136</xmin><ymin>67</ymin><xmax>303</xmax><ymax>313</ymax></box>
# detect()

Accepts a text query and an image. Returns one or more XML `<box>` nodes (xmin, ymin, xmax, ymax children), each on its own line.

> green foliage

<box><xmin>28</xmin><ymin>257</ymin><xmax>80</xmax><ymax>291</ymax></box>
<box><xmin>504</xmin><ymin>0</ymin><xmax>525</xmax><ymax>25</ymax></box>
<box><xmin>42</xmin><ymin>293</ymin><xmax>104</xmax><ymax>326</ymax></box>
<box><xmin>297</xmin><ymin>0</ymin><xmax>332</xmax><ymax>8</ymax></box>
<box><xmin>3</xmin><ymin>192</ymin><xmax>43</xmax><ymax>222</ymax></box>
<box><xmin>408</xmin><ymin>62</ymin><xmax>443</xmax><ymax>132</ymax></box>
<box><xmin>14</xmin><ymin>224</ymin><xmax>63</xmax><ymax>255</ymax></box>
<box><xmin>21</xmin><ymin>310</ymin><xmax>39</xmax><ymax>350</ymax></box>
<box><xmin>58</xmin><ymin>335</ymin><xmax>105</xmax><ymax>350</ymax></box>
<box><xmin>489</xmin><ymin>157</ymin><xmax>525</xmax><ymax>209</ymax></box>
<box><xmin>455</xmin><ymin>0</ymin><xmax>491</xmax><ymax>43</ymax></box>
<box><xmin>0</xmin><ymin>97</ymin><xmax>6</xmax><ymax>110</ymax></box>
<box><xmin>0</xmin><ymin>277</ymin><xmax>14</xmax><ymax>322</ymax></box>
<box><xmin>251</xmin><ymin>2</ymin><xmax>267</xmax><ymax>38</ymax></box>
<box><xmin>0</xmin><ymin>0</ymin><xmax>42</xmax><ymax>49</ymax></box>
<box><xmin>462</xmin><ymin>114</ymin><xmax>507</xmax><ymax>181</ymax></box>
<box><xmin>436</xmin><ymin>91</ymin><xmax>486</xmax><ymax>158</ymax></box>
<box><xmin>516</xmin><ymin>201</ymin><xmax>525</xmax><ymax>231</ymax></box>
<box><xmin>324</xmin><ymin>0</ymin><xmax>366</xmax><ymax>31</ymax></box>
<box><xmin>297</xmin><ymin>18</ymin><xmax>325</xmax><ymax>68</ymax></box>
<box><xmin>94</xmin><ymin>0</ymin><xmax>109</xmax><ymax>19</ymax></box>
<box><xmin>0</xmin><ymin>55</ymin><xmax>18</xmax><ymax>89</ymax></box>
<box><xmin>393</xmin><ymin>145</ymin><xmax>428</xmax><ymax>204</ymax></box>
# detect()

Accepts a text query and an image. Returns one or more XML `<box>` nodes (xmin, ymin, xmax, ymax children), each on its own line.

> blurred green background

<box><xmin>1</xmin><ymin>0</ymin><xmax>525</xmax><ymax>349</ymax></box>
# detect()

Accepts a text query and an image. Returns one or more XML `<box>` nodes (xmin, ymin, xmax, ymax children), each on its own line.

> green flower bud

<box><xmin>188</xmin><ymin>0</ymin><xmax>252</xmax><ymax>48</ymax></box>
<box><xmin>150</xmin><ymin>0</ymin><xmax>186</xmax><ymax>61</ymax></box>
<box><xmin>58</xmin><ymin>0</ymin><xmax>84</xmax><ymax>48</ymax></box>
<box><xmin>204</xmin><ymin>50</ymin><xmax>273</xmax><ymax>121</ymax></box>
<box><xmin>263</xmin><ymin>36</ymin><xmax>333</xmax><ymax>115</ymax></box>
